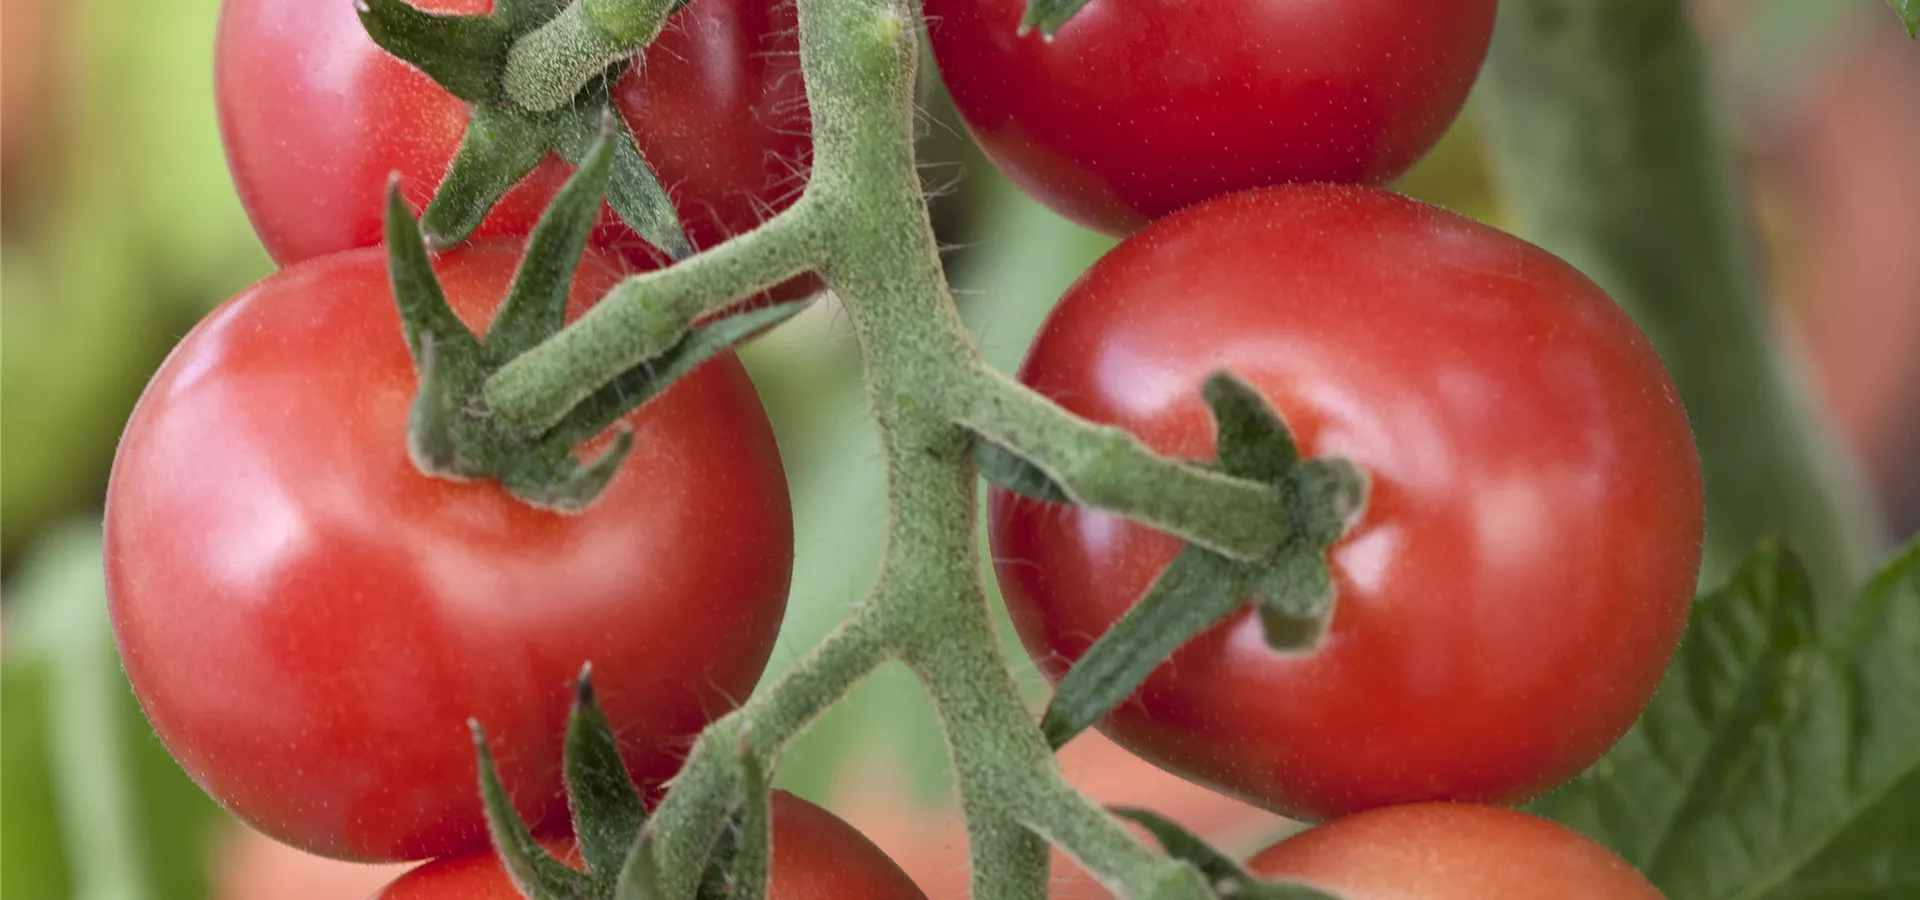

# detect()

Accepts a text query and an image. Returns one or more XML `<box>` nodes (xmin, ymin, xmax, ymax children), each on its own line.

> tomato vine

<box><xmin>89</xmin><ymin>0</ymin><xmax>1912</xmax><ymax>894</ymax></box>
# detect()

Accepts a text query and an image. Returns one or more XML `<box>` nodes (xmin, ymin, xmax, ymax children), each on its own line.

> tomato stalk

<box><xmin>1480</xmin><ymin>0</ymin><xmax>1881</xmax><ymax>607</ymax></box>
<box><xmin>483</xmin><ymin>200</ymin><xmax>829</xmax><ymax>436</ymax></box>
<box><xmin>474</xmin><ymin>0</ymin><xmax>1316</xmax><ymax>895</ymax></box>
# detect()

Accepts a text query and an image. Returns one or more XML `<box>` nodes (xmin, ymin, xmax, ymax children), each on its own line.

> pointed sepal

<box><xmin>384</xmin><ymin>178</ymin><xmax>481</xmax><ymax>366</ymax></box>
<box><xmin>1019</xmin><ymin>0</ymin><xmax>1098</xmax><ymax>39</ymax></box>
<box><xmin>556</xmin><ymin>104</ymin><xmax>692</xmax><ymax>261</ymax></box>
<box><xmin>420</xmin><ymin>108</ymin><xmax>551</xmax><ymax>251</ymax></box>
<box><xmin>488</xmin><ymin>113</ymin><xmax>619</xmax><ymax>360</ymax></box>
<box><xmin>354</xmin><ymin>0</ymin><xmax>510</xmax><ymax>103</ymax></box>
<box><xmin>1111</xmin><ymin>808</ymin><xmax>1345</xmax><ymax>900</ymax></box>
<box><xmin>406</xmin><ymin>333</ymin><xmax>473</xmax><ymax>476</ymax></box>
<box><xmin>1038</xmin><ymin>547</ymin><xmax>1246</xmax><ymax>750</ymax></box>
<box><xmin>550</xmin><ymin>298</ymin><xmax>812</xmax><ymax>447</ymax></box>
<box><xmin>564</xmin><ymin>665</ymin><xmax>648</xmax><ymax>880</ymax></box>
<box><xmin>976</xmin><ymin>440</ymin><xmax>1073</xmax><ymax>504</ymax></box>
<box><xmin>472</xmin><ymin>720</ymin><xmax>591</xmax><ymax>899</ymax></box>
<box><xmin>1204</xmin><ymin>372</ymin><xmax>1297</xmax><ymax>481</ymax></box>
<box><xmin>503</xmin><ymin>427</ymin><xmax>637</xmax><ymax>513</ymax></box>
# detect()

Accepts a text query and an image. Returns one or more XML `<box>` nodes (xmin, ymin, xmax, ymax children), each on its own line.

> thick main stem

<box><xmin>1479</xmin><ymin>0</ymin><xmax>1880</xmax><ymax>605</ymax></box>
<box><xmin>786</xmin><ymin>0</ymin><xmax>1208</xmax><ymax>896</ymax></box>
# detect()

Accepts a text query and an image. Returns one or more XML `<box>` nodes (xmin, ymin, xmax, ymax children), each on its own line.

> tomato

<box><xmin>104</xmin><ymin>241</ymin><xmax>794</xmax><ymax>862</ymax></box>
<box><xmin>215</xmin><ymin>0</ymin><xmax>812</xmax><ymax>275</ymax></box>
<box><xmin>924</xmin><ymin>0</ymin><xmax>1497</xmax><ymax>235</ymax></box>
<box><xmin>372</xmin><ymin>792</ymin><xmax>930</xmax><ymax>900</ymax></box>
<box><xmin>989</xmin><ymin>185</ymin><xmax>1703</xmax><ymax>820</ymax></box>
<box><xmin>1248</xmin><ymin>803</ymin><xmax>1663</xmax><ymax>899</ymax></box>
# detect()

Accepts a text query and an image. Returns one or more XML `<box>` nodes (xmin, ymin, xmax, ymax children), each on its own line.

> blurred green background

<box><xmin>3</xmin><ymin>0</ymin><xmax>1916</xmax><ymax>897</ymax></box>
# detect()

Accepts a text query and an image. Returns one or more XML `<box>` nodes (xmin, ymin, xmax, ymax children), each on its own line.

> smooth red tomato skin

<box><xmin>924</xmin><ymin>0</ymin><xmax>1497</xmax><ymax>235</ymax></box>
<box><xmin>1249</xmin><ymin>803</ymin><xmax>1665</xmax><ymax>899</ymax></box>
<box><xmin>989</xmin><ymin>185</ymin><xmax>1703</xmax><ymax>820</ymax></box>
<box><xmin>105</xmin><ymin>242</ymin><xmax>794</xmax><ymax>862</ymax></box>
<box><xmin>216</xmin><ymin>0</ymin><xmax>812</xmax><ymax>274</ymax></box>
<box><xmin>373</xmin><ymin>792</ymin><xmax>931</xmax><ymax>900</ymax></box>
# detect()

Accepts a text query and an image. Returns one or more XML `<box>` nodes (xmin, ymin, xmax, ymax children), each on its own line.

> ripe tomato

<box><xmin>989</xmin><ymin>185</ymin><xmax>1703</xmax><ymax>820</ymax></box>
<box><xmin>924</xmin><ymin>0</ymin><xmax>1497</xmax><ymax>235</ymax></box>
<box><xmin>372</xmin><ymin>792</ymin><xmax>930</xmax><ymax>900</ymax></box>
<box><xmin>216</xmin><ymin>0</ymin><xmax>811</xmax><ymax>271</ymax></box>
<box><xmin>1248</xmin><ymin>803</ymin><xmax>1663</xmax><ymax>899</ymax></box>
<box><xmin>105</xmin><ymin>241</ymin><xmax>794</xmax><ymax>862</ymax></box>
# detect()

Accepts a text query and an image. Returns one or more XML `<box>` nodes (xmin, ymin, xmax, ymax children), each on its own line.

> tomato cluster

<box><xmin>936</xmin><ymin>0</ymin><xmax>1700</xmax><ymax>891</ymax></box>
<box><xmin>101</xmin><ymin>0</ymin><xmax>1702</xmax><ymax>893</ymax></box>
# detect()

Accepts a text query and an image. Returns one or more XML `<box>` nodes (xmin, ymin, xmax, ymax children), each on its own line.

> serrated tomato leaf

<box><xmin>1533</xmin><ymin>538</ymin><xmax>1920</xmax><ymax>899</ymax></box>
<box><xmin>1891</xmin><ymin>0</ymin><xmax>1918</xmax><ymax>38</ymax></box>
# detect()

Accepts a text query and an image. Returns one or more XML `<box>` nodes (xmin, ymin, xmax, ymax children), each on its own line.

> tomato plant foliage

<box><xmin>1532</xmin><ymin>538</ymin><xmax>1920</xmax><ymax>899</ymax></box>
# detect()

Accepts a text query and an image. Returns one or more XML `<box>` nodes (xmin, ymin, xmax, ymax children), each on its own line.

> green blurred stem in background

<box><xmin>1480</xmin><ymin>0</ymin><xmax>1883</xmax><ymax>606</ymax></box>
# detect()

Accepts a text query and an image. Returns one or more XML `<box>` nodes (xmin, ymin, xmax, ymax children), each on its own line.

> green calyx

<box><xmin>356</xmin><ymin>0</ymin><xmax>691</xmax><ymax>258</ymax></box>
<box><xmin>472</xmin><ymin>666</ymin><xmax>763</xmax><ymax>900</ymax></box>
<box><xmin>980</xmin><ymin>373</ymin><xmax>1368</xmax><ymax>750</ymax></box>
<box><xmin>385</xmin><ymin>125</ymin><xmax>804</xmax><ymax>511</ymax></box>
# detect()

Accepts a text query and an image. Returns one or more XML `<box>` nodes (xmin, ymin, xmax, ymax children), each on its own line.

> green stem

<box><xmin>948</xmin><ymin>366</ymin><xmax>1287</xmax><ymax>560</ymax></box>
<box><xmin>486</xmin><ymin>0</ymin><xmax>1297</xmax><ymax>890</ymax></box>
<box><xmin>1479</xmin><ymin>0</ymin><xmax>1880</xmax><ymax>605</ymax></box>
<box><xmin>483</xmin><ymin>200</ymin><xmax>829</xmax><ymax>435</ymax></box>
<box><xmin>647</xmin><ymin>610</ymin><xmax>893</xmax><ymax>897</ymax></box>
<box><xmin>505</xmin><ymin>0</ymin><xmax>663</xmax><ymax>111</ymax></box>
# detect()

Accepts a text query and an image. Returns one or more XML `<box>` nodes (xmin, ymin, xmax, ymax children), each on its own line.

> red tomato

<box><xmin>1248</xmin><ymin>803</ymin><xmax>1663</xmax><ymax>899</ymax></box>
<box><xmin>215</xmin><ymin>0</ymin><xmax>812</xmax><ymax>272</ymax></box>
<box><xmin>989</xmin><ymin>185</ymin><xmax>1703</xmax><ymax>820</ymax></box>
<box><xmin>105</xmin><ymin>241</ymin><xmax>794</xmax><ymax>862</ymax></box>
<box><xmin>372</xmin><ymin>792</ymin><xmax>931</xmax><ymax>900</ymax></box>
<box><xmin>924</xmin><ymin>0</ymin><xmax>1497</xmax><ymax>235</ymax></box>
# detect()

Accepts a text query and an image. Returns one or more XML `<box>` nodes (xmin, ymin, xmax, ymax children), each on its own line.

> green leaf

<box><xmin>1534</xmin><ymin>538</ymin><xmax>1920</xmax><ymax>899</ymax></box>
<box><xmin>564</xmin><ymin>666</ymin><xmax>648</xmax><ymax>880</ymax></box>
<box><xmin>487</xmin><ymin>118</ymin><xmax>617</xmax><ymax>360</ymax></box>
<box><xmin>1039</xmin><ymin>548</ymin><xmax>1246</xmax><ymax>749</ymax></box>
<box><xmin>354</xmin><ymin>0</ymin><xmax>511</xmax><ymax>102</ymax></box>
<box><xmin>975</xmin><ymin>439</ymin><xmax>1073</xmax><ymax>504</ymax></box>
<box><xmin>1111</xmin><ymin>808</ymin><xmax>1342</xmax><ymax>900</ymax></box>
<box><xmin>1891</xmin><ymin>0</ymin><xmax>1918</xmax><ymax>38</ymax></box>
